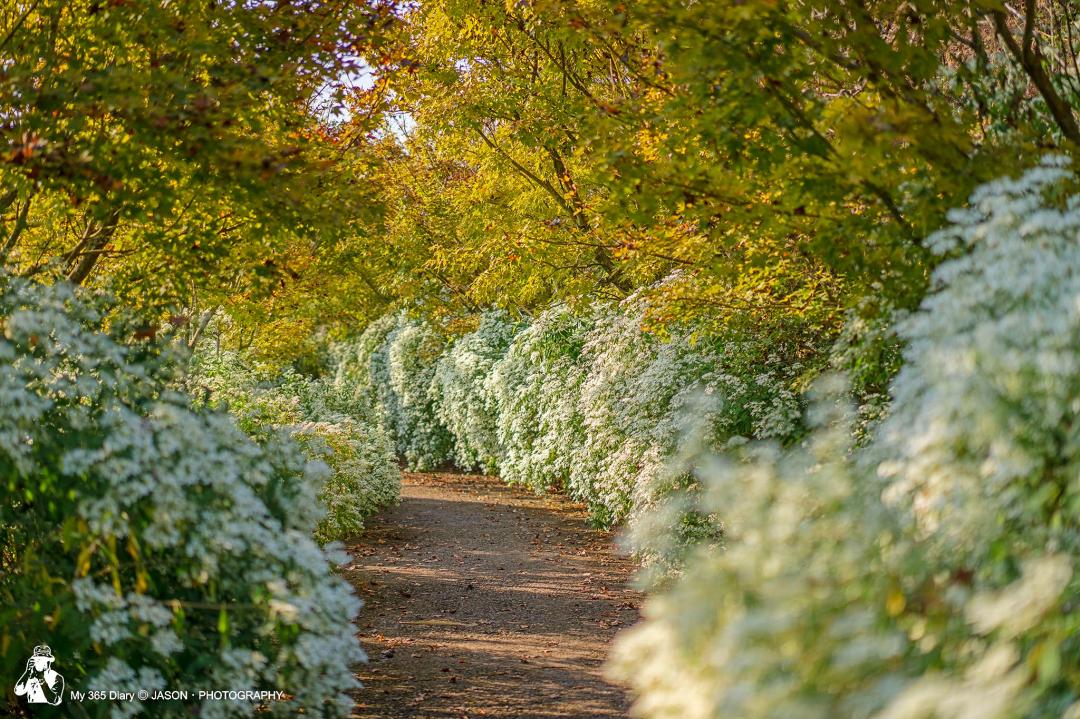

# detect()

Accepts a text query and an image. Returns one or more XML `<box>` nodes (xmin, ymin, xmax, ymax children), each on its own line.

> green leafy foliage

<box><xmin>363</xmin><ymin>0</ymin><xmax>1080</xmax><ymax>332</ymax></box>
<box><xmin>0</xmin><ymin>0</ymin><xmax>396</xmax><ymax>357</ymax></box>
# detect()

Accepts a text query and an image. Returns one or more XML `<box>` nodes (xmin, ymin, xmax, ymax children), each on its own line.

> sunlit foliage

<box><xmin>0</xmin><ymin>0</ymin><xmax>398</xmax><ymax>355</ymax></box>
<box><xmin>367</xmin><ymin>0</ymin><xmax>1080</xmax><ymax>330</ymax></box>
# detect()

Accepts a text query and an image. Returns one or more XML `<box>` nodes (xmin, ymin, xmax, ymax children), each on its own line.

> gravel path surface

<box><xmin>345</xmin><ymin>471</ymin><xmax>640</xmax><ymax>718</ymax></box>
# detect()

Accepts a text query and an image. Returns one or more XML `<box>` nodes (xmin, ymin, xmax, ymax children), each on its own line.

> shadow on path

<box><xmin>344</xmin><ymin>472</ymin><xmax>640</xmax><ymax>718</ymax></box>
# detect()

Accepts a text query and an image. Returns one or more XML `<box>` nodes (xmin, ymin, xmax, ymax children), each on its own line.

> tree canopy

<box><xmin>6</xmin><ymin>0</ymin><xmax>1079</xmax><ymax>357</ymax></box>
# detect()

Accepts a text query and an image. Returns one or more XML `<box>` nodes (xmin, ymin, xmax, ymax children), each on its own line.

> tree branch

<box><xmin>1</xmin><ymin>190</ymin><xmax>34</xmax><ymax>263</ymax></box>
<box><xmin>993</xmin><ymin>6</ymin><xmax>1080</xmax><ymax>144</ymax></box>
<box><xmin>66</xmin><ymin>207</ymin><xmax>121</xmax><ymax>285</ymax></box>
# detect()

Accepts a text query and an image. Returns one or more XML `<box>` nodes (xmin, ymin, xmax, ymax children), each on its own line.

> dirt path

<box><xmin>344</xmin><ymin>472</ymin><xmax>640</xmax><ymax>719</ymax></box>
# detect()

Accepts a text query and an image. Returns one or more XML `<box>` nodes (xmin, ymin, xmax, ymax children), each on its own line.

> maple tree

<box><xmin>6</xmin><ymin>1</ymin><xmax>1079</xmax><ymax>357</ymax></box>
<box><xmin>359</xmin><ymin>0</ymin><xmax>1080</xmax><ymax>336</ymax></box>
<box><xmin>0</xmin><ymin>0</ymin><xmax>400</xmax><ymax>356</ymax></box>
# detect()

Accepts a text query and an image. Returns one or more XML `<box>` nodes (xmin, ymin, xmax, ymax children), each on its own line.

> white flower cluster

<box><xmin>192</xmin><ymin>352</ymin><xmax>400</xmax><ymax>542</ymax></box>
<box><xmin>0</xmin><ymin>276</ymin><xmax>364</xmax><ymax>718</ymax></box>
<box><xmin>564</xmin><ymin>297</ymin><xmax>803</xmax><ymax>529</ymax></box>
<box><xmin>876</xmin><ymin>155</ymin><xmax>1080</xmax><ymax>559</ymax></box>
<box><xmin>342</xmin><ymin>295</ymin><xmax>803</xmax><ymax>530</ymax></box>
<box><xmin>612</xmin><ymin>391</ymin><xmax>906</xmax><ymax>719</ymax></box>
<box><xmin>480</xmin><ymin>299</ymin><xmax>803</xmax><ymax>529</ymax></box>
<box><xmin>429</xmin><ymin>311</ymin><xmax>521</xmax><ymax>473</ymax></box>
<box><xmin>485</xmin><ymin>305</ymin><xmax>592</xmax><ymax>494</ymax></box>
<box><xmin>291</xmin><ymin>418</ymin><xmax>399</xmax><ymax>543</ymax></box>
<box><xmin>336</xmin><ymin>313</ymin><xmax>454</xmax><ymax>471</ymax></box>
<box><xmin>610</xmin><ymin>159</ymin><xmax>1080</xmax><ymax>718</ymax></box>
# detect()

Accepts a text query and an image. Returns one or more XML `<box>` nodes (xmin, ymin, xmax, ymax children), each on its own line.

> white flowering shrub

<box><xmin>563</xmin><ymin>303</ymin><xmax>660</xmax><ymax>524</ymax></box>
<box><xmin>192</xmin><ymin>352</ymin><xmax>400</xmax><ymax>542</ymax></box>
<box><xmin>610</xmin><ymin>159</ymin><xmax>1080</xmax><ymax>719</ymax></box>
<box><xmin>612</xmin><ymin>387</ymin><xmax>1077</xmax><ymax>719</ymax></box>
<box><xmin>566</xmin><ymin>296</ymin><xmax>805</xmax><ymax>529</ymax></box>
<box><xmin>338</xmin><ymin>292</ymin><xmax>806</xmax><ymax>531</ymax></box>
<box><xmin>429</xmin><ymin>311</ymin><xmax>521</xmax><ymax>473</ymax></box>
<box><xmin>612</xmin><ymin>390</ymin><xmax>904</xmax><ymax>718</ymax></box>
<box><xmin>875</xmin><ymin>156</ymin><xmax>1080</xmax><ymax>559</ymax></box>
<box><xmin>290</xmin><ymin>419</ymin><xmax>399</xmax><ymax>543</ymax></box>
<box><xmin>0</xmin><ymin>277</ymin><xmax>364</xmax><ymax>718</ymax></box>
<box><xmin>485</xmin><ymin>304</ymin><xmax>590</xmax><ymax>493</ymax></box>
<box><xmin>331</xmin><ymin>312</ymin><xmax>399</xmax><ymax>415</ymax></box>
<box><xmin>281</xmin><ymin>374</ymin><xmax>401</xmax><ymax>538</ymax></box>
<box><xmin>329</xmin><ymin>296</ymin><xmax>800</xmax><ymax>533</ymax></box>
<box><xmin>333</xmin><ymin>313</ymin><xmax>454</xmax><ymax>471</ymax></box>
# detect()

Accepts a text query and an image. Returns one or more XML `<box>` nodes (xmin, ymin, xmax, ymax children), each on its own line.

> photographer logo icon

<box><xmin>14</xmin><ymin>645</ymin><xmax>64</xmax><ymax>706</ymax></box>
